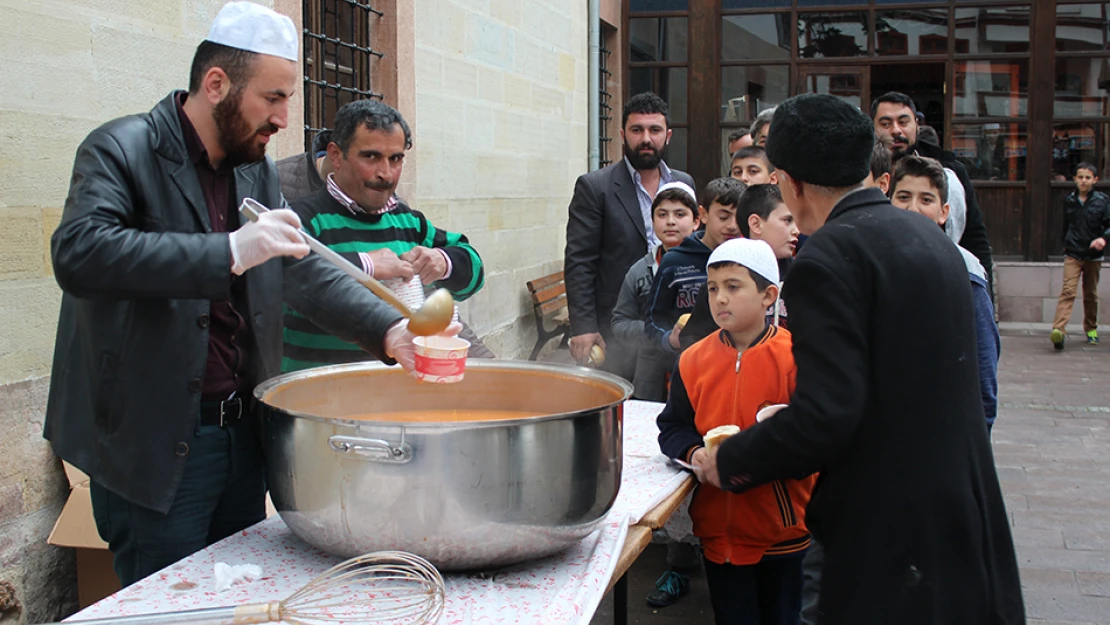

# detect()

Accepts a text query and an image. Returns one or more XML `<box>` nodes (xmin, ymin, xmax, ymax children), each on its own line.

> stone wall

<box><xmin>996</xmin><ymin>261</ymin><xmax>1110</xmax><ymax>327</ymax></box>
<box><xmin>409</xmin><ymin>0</ymin><xmax>589</xmax><ymax>358</ymax></box>
<box><xmin>0</xmin><ymin>1</ymin><xmax>298</xmax><ymax>621</ymax></box>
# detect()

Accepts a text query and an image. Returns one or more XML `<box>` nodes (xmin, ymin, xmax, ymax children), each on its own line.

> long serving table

<box><xmin>69</xmin><ymin>400</ymin><xmax>695</xmax><ymax>625</ymax></box>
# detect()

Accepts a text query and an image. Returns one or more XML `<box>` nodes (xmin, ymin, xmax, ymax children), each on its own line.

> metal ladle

<box><xmin>239</xmin><ymin>198</ymin><xmax>455</xmax><ymax>336</ymax></box>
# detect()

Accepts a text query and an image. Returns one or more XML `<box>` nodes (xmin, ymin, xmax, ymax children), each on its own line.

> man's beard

<box><xmin>891</xmin><ymin>136</ymin><xmax>913</xmax><ymax>158</ymax></box>
<box><xmin>624</xmin><ymin>140</ymin><xmax>665</xmax><ymax>171</ymax></box>
<box><xmin>214</xmin><ymin>89</ymin><xmax>277</xmax><ymax>166</ymax></box>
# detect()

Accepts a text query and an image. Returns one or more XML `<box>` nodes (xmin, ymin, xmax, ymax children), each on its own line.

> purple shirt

<box><xmin>175</xmin><ymin>93</ymin><xmax>250</xmax><ymax>401</ymax></box>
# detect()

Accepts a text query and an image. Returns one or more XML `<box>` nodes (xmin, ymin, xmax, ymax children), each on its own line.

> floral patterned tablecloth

<box><xmin>71</xmin><ymin>400</ymin><xmax>690</xmax><ymax>625</ymax></box>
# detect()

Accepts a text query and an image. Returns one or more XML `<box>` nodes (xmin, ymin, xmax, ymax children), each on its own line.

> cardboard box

<box><xmin>46</xmin><ymin>463</ymin><xmax>120</xmax><ymax>609</ymax></box>
<box><xmin>47</xmin><ymin>463</ymin><xmax>279</xmax><ymax>609</ymax></box>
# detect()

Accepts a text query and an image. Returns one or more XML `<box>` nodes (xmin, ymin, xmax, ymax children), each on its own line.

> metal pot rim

<box><xmin>253</xmin><ymin>359</ymin><xmax>634</xmax><ymax>429</ymax></box>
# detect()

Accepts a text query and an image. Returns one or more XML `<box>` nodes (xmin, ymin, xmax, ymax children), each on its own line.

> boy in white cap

<box><xmin>611</xmin><ymin>181</ymin><xmax>701</xmax><ymax>402</ymax></box>
<box><xmin>657</xmin><ymin>238</ymin><xmax>814</xmax><ymax>625</ymax></box>
<box><xmin>45</xmin><ymin>2</ymin><xmax>447</xmax><ymax>587</ymax></box>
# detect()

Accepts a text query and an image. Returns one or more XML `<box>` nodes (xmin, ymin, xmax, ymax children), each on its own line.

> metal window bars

<box><xmin>599</xmin><ymin>27</ymin><xmax>615</xmax><ymax>168</ymax></box>
<box><xmin>302</xmin><ymin>0</ymin><xmax>385</xmax><ymax>149</ymax></box>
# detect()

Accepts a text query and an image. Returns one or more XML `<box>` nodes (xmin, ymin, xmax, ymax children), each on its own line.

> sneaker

<box><xmin>1051</xmin><ymin>328</ymin><xmax>1066</xmax><ymax>351</ymax></box>
<box><xmin>646</xmin><ymin>570</ymin><xmax>690</xmax><ymax>608</ymax></box>
<box><xmin>1088</xmin><ymin>330</ymin><xmax>1099</xmax><ymax>345</ymax></box>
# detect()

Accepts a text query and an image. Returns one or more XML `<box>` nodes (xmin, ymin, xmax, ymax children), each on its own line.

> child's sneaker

<box><xmin>1087</xmin><ymin>330</ymin><xmax>1099</xmax><ymax>345</ymax></box>
<box><xmin>645</xmin><ymin>570</ymin><xmax>690</xmax><ymax>608</ymax></box>
<box><xmin>1050</xmin><ymin>328</ymin><xmax>1066</xmax><ymax>351</ymax></box>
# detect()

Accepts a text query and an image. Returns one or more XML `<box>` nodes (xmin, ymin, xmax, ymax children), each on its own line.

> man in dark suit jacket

<box><xmin>702</xmin><ymin>94</ymin><xmax>1024</xmax><ymax>624</ymax></box>
<box><xmin>564</xmin><ymin>92</ymin><xmax>695</xmax><ymax>379</ymax></box>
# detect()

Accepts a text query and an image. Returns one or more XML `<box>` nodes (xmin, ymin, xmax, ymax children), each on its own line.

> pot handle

<box><xmin>328</xmin><ymin>435</ymin><xmax>412</xmax><ymax>463</ymax></box>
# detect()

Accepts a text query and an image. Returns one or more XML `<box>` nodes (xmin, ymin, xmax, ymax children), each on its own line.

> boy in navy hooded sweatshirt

<box><xmin>646</xmin><ymin>177</ymin><xmax>745</xmax><ymax>352</ymax></box>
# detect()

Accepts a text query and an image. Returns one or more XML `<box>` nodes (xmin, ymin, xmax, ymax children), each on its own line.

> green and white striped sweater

<box><xmin>281</xmin><ymin>189</ymin><xmax>484</xmax><ymax>372</ymax></box>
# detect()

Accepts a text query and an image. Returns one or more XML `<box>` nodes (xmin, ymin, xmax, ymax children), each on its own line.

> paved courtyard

<box><xmin>587</xmin><ymin>325</ymin><xmax>1110</xmax><ymax>624</ymax></box>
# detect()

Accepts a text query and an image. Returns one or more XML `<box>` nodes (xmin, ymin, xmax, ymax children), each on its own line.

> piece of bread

<box><xmin>676</xmin><ymin>313</ymin><xmax>691</xmax><ymax>330</ymax></box>
<box><xmin>588</xmin><ymin>344</ymin><xmax>605</xmax><ymax>366</ymax></box>
<box><xmin>703</xmin><ymin>424</ymin><xmax>740</xmax><ymax>451</ymax></box>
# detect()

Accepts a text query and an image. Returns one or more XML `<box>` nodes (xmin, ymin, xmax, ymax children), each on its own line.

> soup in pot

<box><xmin>346</xmin><ymin>409</ymin><xmax>538</xmax><ymax>423</ymax></box>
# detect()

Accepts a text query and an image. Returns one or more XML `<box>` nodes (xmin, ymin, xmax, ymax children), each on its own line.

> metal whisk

<box><xmin>55</xmin><ymin>551</ymin><xmax>446</xmax><ymax>625</ymax></box>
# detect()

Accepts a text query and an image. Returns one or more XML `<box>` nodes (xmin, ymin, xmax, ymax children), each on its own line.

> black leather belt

<box><xmin>199</xmin><ymin>397</ymin><xmax>244</xmax><ymax>427</ymax></box>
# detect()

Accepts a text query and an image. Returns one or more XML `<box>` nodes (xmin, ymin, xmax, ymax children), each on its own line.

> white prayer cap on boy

<box><xmin>708</xmin><ymin>238</ymin><xmax>780</xmax><ymax>285</ymax></box>
<box><xmin>207</xmin><ymin>2</ymin><xmax>299</xmax><ymax>62</ymax></box>
<box><xmin>655</xmin><ymin>181</ymin><xmax>698</xmax><ymax>205</ymax></box>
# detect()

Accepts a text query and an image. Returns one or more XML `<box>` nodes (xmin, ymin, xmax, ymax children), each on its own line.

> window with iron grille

<box><xmin>599</xmin><ymin>26</ymin><xmax>615</xmax><ymax>168</ymax></box>
<box><xmin>302</xmin><ymin>0</ymin><xmax>384</xmax><ymax>149</ymax></box>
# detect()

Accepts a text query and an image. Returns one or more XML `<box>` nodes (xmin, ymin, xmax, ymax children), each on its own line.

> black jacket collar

<box><xmin>827</xmin><ymin>186</ymin><xmax>891</xmax><ymax>224</ymax></box>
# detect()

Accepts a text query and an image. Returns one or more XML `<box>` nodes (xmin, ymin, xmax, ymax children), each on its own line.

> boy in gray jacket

<box><xmin>611</xmin><ymin>181</ymin><xmax>701</xmax><ymax>401</ymax></box>
<box><xmin>612</xmin><ymin>180</ymin><xmax>702</xmax><ymax>609</ymax></box>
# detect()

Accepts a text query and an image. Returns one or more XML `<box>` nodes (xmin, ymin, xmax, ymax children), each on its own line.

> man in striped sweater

<box><xmin>282</xmin><ymin>100</ymin><xmax>485</xmax><ymax>371</ymax></box>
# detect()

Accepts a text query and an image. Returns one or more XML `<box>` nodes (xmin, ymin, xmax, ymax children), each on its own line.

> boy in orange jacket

<box><xmin>657</xmin><ymin>238</ymin><xmax>814</xmax><ymax>625</ymax></box>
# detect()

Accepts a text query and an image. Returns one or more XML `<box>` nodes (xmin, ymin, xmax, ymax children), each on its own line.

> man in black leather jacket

<box><xmin>43</xmin><ymin>3</ymin><xmax>439</xmax><ymax>586</ymax></box>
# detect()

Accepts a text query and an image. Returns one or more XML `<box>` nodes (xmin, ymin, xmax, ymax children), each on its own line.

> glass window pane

<box><xmin>630</xmin><ymin>67</ymin><xmax>689</xmax><ymax>125</ymax></box>
<box><xmin>1057</xmin><ymin>4</ymin><xmax>1110</xmax><ymax>52</ymax></box>
<box><xmin>723</xmin><ymin>0</ymin><xmax>789</xmax><ymax>8</ymax></box>
<box><xmin>630</xmin><ymin>18</ymin><xmax>688</xmax><ymax>63</ymax></box>
<box><xmin>722</xmin><ymin>14</ymin><xmax>791</xmax><ymax>61</ymax></box>
<box><xmin>667</xmin><ymin>127</ymin><xmax>688</xmax><ymax>173</ymax></box>
<box><xmin>630</xmin><ymin>0</ymin><xmax>688</xmax><ymax>11</ymax></box>
<box><xmin>1053</xmin><ymin>122</ymin><xmax>1110</xmax><ymax>180</ymax></box>
<box><xmin>951</xmin><ymin>122</ymin><xmax>1027</xmax><ymax>181</ymax></box>
<box><xmin>798</xmin><ymin>12</ymin><xmax>869</xmax><ymax>58</ymax></box>
<box><xmin>953</xmin><ymin>61</ymin><xmax>1029</xmax><ymax>118</ymax></box>
<box><xmin>800</xmin><ymin>72</ymin><xmax>863</xmax><ymax>109</ymax></box>
<box><xmin>954</xmin><ymin>7</ymin><xmax>1031</xmax><ymax>54</ymax></box>
<box><xmin>798</xmin><ymin>0</ymin><xmax>865</xmax><ymax>6</ymax></box>
<box><xmin>1055</xmin><ymin>57</ymin><xmax>1110</xmax><ymax>117</ymax></box>
<box><xmin>721</xmin><ymin>65</ymin><xmax>789</xmax><ymax>123</ymax></box>
<box><xmin>876</xmin><ymin>9</ymin><xmax>948</xmax><ymax>56</ymax></box>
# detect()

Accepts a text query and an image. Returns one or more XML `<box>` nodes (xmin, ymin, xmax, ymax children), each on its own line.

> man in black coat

<box><xmin>871</xmin><ymin>91</ymin><xmax>995</xmax><ymax>294</ymax></box>
<box><xmin>44</xmin><ymin>3</ymin><xmax>441</xmax><ymax>587</ymax></box>
<box><xmin>701</xmin><ymin>94</ymin><xmax>1024</xmax><ymax>624</ymax></box>
<box><xmin>564</xmin><ymin>92</ymin><xmax>695</xmax><ymax>378</ymax></box>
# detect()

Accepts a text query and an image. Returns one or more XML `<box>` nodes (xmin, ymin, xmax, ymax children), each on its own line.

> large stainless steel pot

<box><xmin>255</xmin><ymin>360</ymin><xmax>633</xmax><ymax>570</ymax></box>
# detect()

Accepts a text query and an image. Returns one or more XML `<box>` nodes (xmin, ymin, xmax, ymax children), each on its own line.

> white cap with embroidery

<box><xmin>207</xmin><ymin>2</ymin><xmax>299</xmax><ymax>62</ymax></box>
<box><xmin>708</xmin><ymin>238</ymin><xmax>780</xmax><ymax>285</ymax></box>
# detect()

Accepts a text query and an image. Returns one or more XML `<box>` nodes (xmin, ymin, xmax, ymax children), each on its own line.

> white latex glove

<box><xmin>229</xmin><ymin>209</ymin><xmax>310</xmax><ymax>275</ymax></box>
<box><xmin>383</xmin><ymin>319</ymin><xmax>463</xmax><ymax>371</ymax></box>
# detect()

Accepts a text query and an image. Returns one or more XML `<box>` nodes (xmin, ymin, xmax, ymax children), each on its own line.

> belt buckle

<box><xmin>219</xmin><ymin>398</ymin><xmax>243</xmax><ymax>427</ymax></box>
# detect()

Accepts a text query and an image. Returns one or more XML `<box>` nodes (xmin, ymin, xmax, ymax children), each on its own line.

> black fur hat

<box><xmin>765</xmin><ymin>94</ymin><xmax>874</xmax><ymax>187</ymax></box>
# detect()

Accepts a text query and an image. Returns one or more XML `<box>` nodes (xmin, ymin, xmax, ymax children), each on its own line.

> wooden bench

<box><xmin>526</xmin><ymin>271</ymin><xmax>572</xmax><ymax>361</ymax></box>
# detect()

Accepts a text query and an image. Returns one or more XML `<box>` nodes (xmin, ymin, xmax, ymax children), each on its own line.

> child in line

<box><xmin>658</xmin><ymin>238</ymin><xmax>814</xmax><ymax>625</ymax></box>
<box><xmin>867</xmin><ymin>137</ymin><xmax>892</xmax><ymax>193</ymax></box>
<box><xmin>889</xmin><ymin>155</ymin><xmax>1000</xmax><ymax>430</ymax></box>
<box><xmin>680</xmin><ymin>184</ymin><xmax>799</xmax><ymax>349</ymax></box>
<box><xmin>611</xmin><ymin>181</ymin><xmax>704</xmax><ymax>608</ymax></box>
<box><xmin>646</xmin><ymin>178</ymin><xmax>745</xmax><ymax>352</ymax></box>
<box><xmin>729</xmin><ymin>145</ymin><xmax>778</xmax><ymax>187</ymax></box>
<box><xmin>611</xmin><ymin>181</ymin><xmax>700</xmax><ymax>402</ymax></box>
<box><xmin>1050</xmin><ymin>162</ymin><xmax>1110</xmax><ymax>349</ymax></box>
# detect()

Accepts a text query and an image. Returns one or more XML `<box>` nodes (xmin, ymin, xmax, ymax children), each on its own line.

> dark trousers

<box><xmin>90</xmin><ymin>418</ymin><xmax>266</xmax><ymax>587</ymax></box>
<box><xmin>704</xmin><ymin>550</ymin><xmax>806</xmax><ymax>625</ymax></box>
<box><xmin>799</xmin><ymin>539</ymin><xmax>824</xmax><ymax>625</ymax></box>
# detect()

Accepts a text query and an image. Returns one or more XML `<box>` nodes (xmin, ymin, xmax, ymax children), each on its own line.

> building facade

<box><xmin>623</xmin><ymin>0</ymin><xmax>1110</xmax><ymax>265</ymax></box>
<box><xmin>0</xmin><ymin>0</ymin><xmax>601</xmax><ymax>620</ymax></box>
